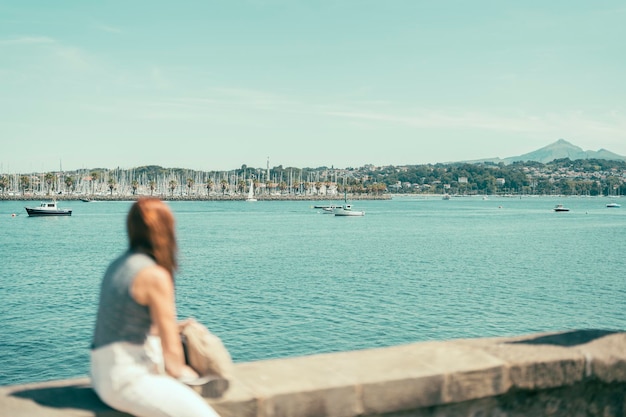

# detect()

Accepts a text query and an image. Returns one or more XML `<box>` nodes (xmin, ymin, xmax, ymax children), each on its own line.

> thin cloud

<box><xmin>95</xmin><ymin>24</ymin><xmax>123</xmax><ymax>34</ymax></box>
<box><xmin>150</xmin><ymin>88</ymin><xmax>302</xmax><ymax>115</ymax></box>
<box><xmin>324</xmin><ymin>108</ymin><xmax>626</xmax><ymax>139</ymax></box>
<box><xmin>53</xmin><ymin>46</ymin><xmax>91</xmax><ymax>69</ymax></box>
<box><xmin>207</xmin><ymin>87</ymin><xmax>293</xmax><ymax>108</ymax></box>
<box><xmin>0</xmin><ymin>35</ymin><xmax>92</xmax><ymax>70</ymax></box>
<box><xmin>0</xmin><ymin>36</ymin><xmax>56</xmax><ymax>45</ymax></box>
<box><xmin>150</xmin><ymin>67</ymin><xmax>169</xmax><ymax>89</ymax></box>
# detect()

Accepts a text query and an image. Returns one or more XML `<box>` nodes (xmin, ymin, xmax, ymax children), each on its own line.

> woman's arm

<box><xmin>132</xmin><ymin>265</ymin><xmax>198</xmax><ymax>379</ymax></box>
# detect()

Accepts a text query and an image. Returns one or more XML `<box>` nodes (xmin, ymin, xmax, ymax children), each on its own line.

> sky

<box><xmin>1</xmin><ymin>1</ymin><xmax>625</xmax><ymax>174</ymax></box>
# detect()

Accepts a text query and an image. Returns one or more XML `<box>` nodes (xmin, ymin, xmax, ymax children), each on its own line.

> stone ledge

<box><xmin>1</xmin><ymin>330</ymin><xmax>624</xmax><ymax>417</ymax></box>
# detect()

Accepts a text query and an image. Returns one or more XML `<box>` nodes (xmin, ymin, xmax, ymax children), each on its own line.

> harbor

<box><xmin>1</xmin><ymin>196</ymin><xmax>624</xmax><ymax>387</ymax></box>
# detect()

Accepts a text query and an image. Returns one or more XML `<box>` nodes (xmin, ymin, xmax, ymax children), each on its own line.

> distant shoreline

<box><xmin>1</xmin><ymin>193</ymin><xmax>616</xmax><ymax>202</ymax></box>
<box><xmin>0</xmin><ymin>194</ymin><xmax>392</xmax><ymax>202</ymax></box>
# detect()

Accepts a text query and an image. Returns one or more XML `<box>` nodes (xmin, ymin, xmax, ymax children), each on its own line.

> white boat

<box><xmin>314</xmin><ymin>204</ymin><xmax>338</xmax><ymax>209</ymax></box>
<box><xmin>606</xmin><ymin>202</ymin><xmax>621</xmax><ymax>208</ymax></box>
<box><xmin>333</xmin><ymin>190</ymin><xmax>364</xmax><ymax>216</ymax></box>
<box><xmin>317</xmin><ymin>203</ymin><xmax>339</xmax><ymax>214</ymax></box>
<box><xmin>246</xmin><ymin>179</ymin><xmax>257</xmax><ymax>202</ymax></box>
<box><xmin>24</xmin><ymin>201</ymin><xmax>72</xmax><ymax>216</ymax></box>
<box><xmin>553</xmin><ymin>204</ymin><xmax>570</xmax><ymax>212</ymax></box>
<box><xmin>334</xmin><ymin>204</ymin><xmax>365</xmax><ymax>216</ymax></box>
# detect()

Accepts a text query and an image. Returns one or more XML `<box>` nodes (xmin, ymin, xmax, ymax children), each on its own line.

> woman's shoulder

<box><xmin>129</xmin><ymin>251</ymin><xmax>169</xmax><ymax>285</ymax></box>
<box><xmin>131</xmin><ymin>263</ymin><xmax>173</xmax><ymax>305</ymax></box>
<box><xmin>106</xmin><ymin>251</ymin><xmax>158</xmax><ymax>281</ymax></box>
<box><xmin>117</xmin><ymin>250</ymin><xmax>156</xmax><ymax>271</ymax></box>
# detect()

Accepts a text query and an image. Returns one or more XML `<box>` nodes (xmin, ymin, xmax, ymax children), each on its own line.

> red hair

<box><xmin>127</xmin><ymin>198</ymin><xmax>178</xmax><ymax>276</ymax></box>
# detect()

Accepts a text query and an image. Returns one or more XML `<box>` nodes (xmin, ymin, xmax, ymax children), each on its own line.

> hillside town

<box><xmin>0</xmin><ymin>157</ymin><xmax>625</xmax><ymax>200</ymax></box>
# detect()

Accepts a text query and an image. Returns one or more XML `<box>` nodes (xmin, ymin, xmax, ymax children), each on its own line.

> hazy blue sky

<box><xmin>1</xmin><ymin>1</ymin><xmax>625</xmax><ymax>173</ymax></box>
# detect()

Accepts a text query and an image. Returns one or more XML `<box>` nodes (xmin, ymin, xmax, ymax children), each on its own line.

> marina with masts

<box><xmin>0</xmin><ymin>159</ymin><xmax>389</xmax><ymax>201</ymax></box>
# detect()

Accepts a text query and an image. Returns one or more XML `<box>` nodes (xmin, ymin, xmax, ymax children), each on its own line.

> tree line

<box><xmin>366</xmin><ymin>158</ymin><xmax>626</xmax><ymax>196</ymax></box>
<box><xmin>1</xmin><ymin>158</ymin><xmax>625</xmax><ymax>197</ymax></box>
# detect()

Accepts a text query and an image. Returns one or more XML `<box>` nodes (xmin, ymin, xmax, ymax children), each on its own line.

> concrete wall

<box><xmin>1</xmin><ymin>330</ymin><xmax>624</xmax><ymax>417</ymax></box>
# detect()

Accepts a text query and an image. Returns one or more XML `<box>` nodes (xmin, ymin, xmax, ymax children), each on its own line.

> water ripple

<box><xmin>1</xmin><ymin>197</ymin><xmax>625</xmax><ymax>385</ymax></box>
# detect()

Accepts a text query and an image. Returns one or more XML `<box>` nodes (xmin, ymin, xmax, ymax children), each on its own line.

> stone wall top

<box><xmin>1</xmin><ymin>330</ymin><xmax>624</xmax><ymax>417</ymax></box>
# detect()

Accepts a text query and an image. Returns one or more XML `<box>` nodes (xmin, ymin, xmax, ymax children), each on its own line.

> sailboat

<box><xmin>246</xmin><ymin>179</ymin><xmax>257</xmax><ymax>202</ymax></box>
<box><xmin>334</xmin><ymin>190</ymin><xmax>364</xmax><ymax>216</ymax></box>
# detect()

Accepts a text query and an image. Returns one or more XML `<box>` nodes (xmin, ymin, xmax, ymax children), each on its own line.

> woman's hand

<box><xmin>177</xmin><ymin>317</ymin><xmax>197</xmax><ymax>332</ymax></box>
<box><xmin>172</xmin><ymin>364</ymin><xmax>200</xmax><ymax>381</ymax></box>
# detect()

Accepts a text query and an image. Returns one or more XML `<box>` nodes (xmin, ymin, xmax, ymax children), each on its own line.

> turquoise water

<box><xmin>1</xmin><ymin>196</ymin><xmax>625</xmax><ymax>386</ymax></box>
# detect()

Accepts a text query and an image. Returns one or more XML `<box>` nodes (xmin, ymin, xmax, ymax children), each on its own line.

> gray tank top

<box><xmin>92</xmin><ymin>251</ymin><xmax>156</xmax><ymax>349</ymax></box>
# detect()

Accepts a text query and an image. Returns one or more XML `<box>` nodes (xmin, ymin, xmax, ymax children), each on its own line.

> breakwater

<box><xmin>0</xmin><ymin>193</ymin><xmax>391</xmax><ymax>202</ymax></box>
<box><xmin>1</xmin><ymin>330</ymin><xmax>625</xmax><ymax>417</ymax></box>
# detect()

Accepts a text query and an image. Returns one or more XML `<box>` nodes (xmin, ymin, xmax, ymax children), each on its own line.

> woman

<box><xmin>91</xmin><ymin>198</ymin><xmax>219</xmax><ymax>417</ymax></box>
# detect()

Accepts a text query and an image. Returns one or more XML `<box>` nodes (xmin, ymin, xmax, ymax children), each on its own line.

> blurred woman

<box><xmin>91</xmin><ymin>198</ymin><xmax>219</xmax><ymax>417</ymax></box>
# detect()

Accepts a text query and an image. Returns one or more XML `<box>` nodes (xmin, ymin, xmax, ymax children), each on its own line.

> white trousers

<box><xmin>90</xmin><ymin>337</ymin><xmax>220</xmax><ymax>417</ymax></box>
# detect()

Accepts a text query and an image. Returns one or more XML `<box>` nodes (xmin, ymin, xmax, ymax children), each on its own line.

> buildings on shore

<box><xmin>1</xmin><ymin>159</ymin><xmax>625</xmax><ymax>198</ymax></box>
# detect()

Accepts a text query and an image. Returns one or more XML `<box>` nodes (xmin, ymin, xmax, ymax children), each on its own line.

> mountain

<box><xmin>590</xmin><ymin>148</ymin><xmax>626</xmax><ymax>161</ymax></box>
<box><xmin>466</xmin><ymin>139</ymin><xmax>626</xmax><ymax>164</ymax></box>
<box><xmin>509</xmin><ymin>139</ymin><xmax>626</xmax><ymax>163</ymax></box>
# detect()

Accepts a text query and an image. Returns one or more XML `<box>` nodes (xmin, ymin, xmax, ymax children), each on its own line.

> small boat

<box><xmin>25</xmin><ymin>201</ymin><xmax>72</xmax><ymax>216</ymax></box>
<box><xmin>334</xmin><ymin>204</ymin><xmax>365</xmax><ymax>217</ymax></box>
<box><xmin>606</xmin><ymin>202</ymin><xmax>621</xmax><ymax>208</ymax></box>
<box><xmin>553</xmin><ymin>204</ymin><xmax>570</xmax><ymax>212</ymax></box>
<box><xmin>246</xmin><ymin>179</ymin><xmax>257</xmax><ymax>202</ymax></box>
<box><xmin>442</xmin><ymin>194</ymin><xmax>451</xmax><ymax>200</ymax></box>
<box><xmin>317</xmin><ymin>204</ymin><xmax>339</xmax><ymax>213</ymax></box>
<box><xmin>334</xmin><ymin>190</ymin><xmax>364</xmax><ymax>216</ymax></box>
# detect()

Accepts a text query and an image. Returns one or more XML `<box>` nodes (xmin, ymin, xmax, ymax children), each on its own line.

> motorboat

<box><xmin>553</xmin><ymin>204</ymin><xmax>570</xmax><ymax>212</ymax></box>
<box><xmin>606</xmin><ymin>202</ymin><xmax>621</xmax><ymax>208</ymax></box>
<box><xmin>317</xmin><ymin>204</ymin><xmax>339</xmax><ymax>214</ymax></box>
<box><xmin>333</xmin><ymin>190</ymin><xmax>364</xmax><ymax>216</ymax></box>
<box><xmin>25</xmin><ymin>201</ymin><xmax>72</xmax><ymax>216</ymax></box>
<box><xmin>334</xmin><ymin>204</ymin><xmax>365</xmax><ymax>217</ymax></box>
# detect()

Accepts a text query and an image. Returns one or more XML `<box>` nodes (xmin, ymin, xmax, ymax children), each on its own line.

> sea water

<box><xmin>1</xmin><ymin>196</ymin><xmax>625</xmax><ymax>386</ymax></box>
